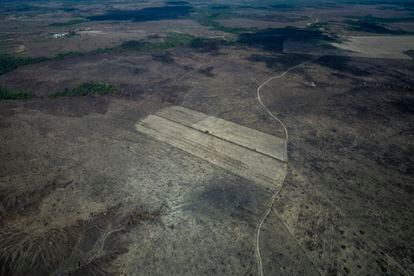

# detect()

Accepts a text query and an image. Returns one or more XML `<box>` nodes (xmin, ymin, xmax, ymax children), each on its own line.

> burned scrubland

<box><xmin>0</xmin><ymin>0</ymin><xmax>413</xmax><ymax>275</ymax></box>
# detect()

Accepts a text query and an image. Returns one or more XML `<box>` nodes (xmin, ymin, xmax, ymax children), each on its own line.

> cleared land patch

<box><xmin>192</xmin><ymin>116</ymin><xmax>286</xmax><ymax>161</ymax></box>
<box><xmin>333</xmin><ymin>35</ymin><xmax>414</xmax><ymax>60</ymax></box>
<box><xmin>136</xmin><ymin>106</ymin><xmax>287</xmax><ymax>190</ymax></box>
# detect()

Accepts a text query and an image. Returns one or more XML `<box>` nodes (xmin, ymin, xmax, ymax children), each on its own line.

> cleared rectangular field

<box><xmin>332</xmin><ymin>36</ymin><xmax>414</xmax><ymax>60</ymax></box>
<box><xmin>156</xmin><ymin>106</ymin><xmax>208</xmax><ymax>126</ymax></box>
<box><xmin>136</xmin><ymin>109</ymin><xmax>287</xmax><ymax>190</ymax></box>
<box><xmin>192</xmin><ymin>116</ymin><xmax>286</xmax><ymax>162</ymax></box>
<box><xmin>155</xmin><ymin>106</ymin><xmax>286</xmax><ymax>162</ymax></box>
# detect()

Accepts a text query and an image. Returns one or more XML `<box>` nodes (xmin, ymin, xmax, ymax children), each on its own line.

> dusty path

<box><xmin>254</xmin><ymin>56</ymin><xmax>322</xmax><ymax>276</ymax></box>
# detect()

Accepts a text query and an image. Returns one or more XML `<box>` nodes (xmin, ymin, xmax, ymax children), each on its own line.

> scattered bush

<box><xmin>0</xmin><ymin>87</ymin><xmax>31</xmax><ymax>100</ymax></box>
<box><xmin>192</xmin><ymin>12</ymin><xmax>248</xmax><ymax>34</ymax></box>
<box><xmin>49</xmin><ymin>83</ymin><xmax>117</xmax><ymax>98</ymax></box>
<box><xmin>122</xmin><ymin>33</ymin><xmax>231</xmax><ymax>53</ymax></box>
<box><xmin>0</xmin><ymin>54</ymin><xmax>47</xmax><ymax>76</ymax></box>
<box><xmin>0</xmin><ymin>33</ymin><xmax>230</xmax><ymax>77</ymax></box>
<box><xmin>49</xmin><ymin>19</ymin><xmax>88</xmax><ymax>27</ymax></box>
<box><xmin>122</xmin><ymin>33</ymin><xmax>190</xmax><ymax>51</ymax></box>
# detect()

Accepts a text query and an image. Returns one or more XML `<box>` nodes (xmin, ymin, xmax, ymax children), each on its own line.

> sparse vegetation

<box><xmin>49</xmin><ymin>19</ymin><xmax>88</xmax><ymax>27</ymax></box>
<box><xmin>0</xmin><ymin>32</ymin><xmax>233</xmax><ymax>76</ymax></box>
<box><xmin>49</xmin><ymin>83</ymin><xmax>117</xmax><ymax>97</ymax></box>
<box><xmin>190</xmin><ymin>37</ymin><xmax>232</xmax><ymax>52</ymax></box>
<box><xmin>121</xmin><ymin>33</ymin><xmax>232</xmax><ymax>53</ymax></box>
<box><xmin>121</xmin><ymin>33</ymin><xmax>194</xmax><ymax>51</ymax></box>
<box><xmin>0</xmin><ymin>87</ymin><xmax>31</xmax><ymax>100</ymax></box>
<box><xmin>192</xmin><ymin>10</ymin><xmax>250</xmax><ymax>34</ymax></box>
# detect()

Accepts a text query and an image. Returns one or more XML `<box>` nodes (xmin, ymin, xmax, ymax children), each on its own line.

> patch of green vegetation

<box><xmin>49</xmin><ymin>83</ymin><xmax>117</xmax><ymax>98</ymax></box>
<box><xmin>0</xmin><ymin>53</ymin><xmax>48</xmax><ymax>75</ymax></box>
<box><xmin>0</xmin><ymin>87</ymin><xmax>31</xmax><ymax>100</ymax></box>
<box><xmin>53</xmin><ymin>47</ymin><xmax>115</xmax><ymax>60</ymax></box>
<box><xmin>0</xmin><ymin>33</ymin><xmax>233</xmax><ymax>76</ymax></box>
<box><xmin>192</xmin><ymin>10</ymin><xmax>250</xmax><ymax>34</ymax></box>
<box><xmin>121</xmin><ymin>33</ymin><xmax>194</xmax><ymax>51</ymax></box>
<box><xmin>190</xmin><ymin>37</ymin><xmax>234</xmax><ymax>52</ymax></box>
<box><xmin>54</xmin><ymin>51</ymin><xmax>85</xmax><ymax>60</ymax></box>
<box><xmin>195</xmin><ymin>16</ymin><xmax>248</xmax><ymax>34</ymax></box>
<box><xmin>49</xmin><ymin>19</ymin><xmax>88</xmax><ymax>27</ymax></box>
<box><xmin>121</xmin><ymin>33</ymin><xmax>232</xmax><ymax>52</ymax></box>
<box><xmin>157</xmin><ymin>33</ymin><xmax>195</xmax><ymax>49</ymax></box>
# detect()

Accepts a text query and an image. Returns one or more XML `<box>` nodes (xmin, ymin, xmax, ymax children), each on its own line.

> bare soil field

<box><xmin>136</xmin><ymin>106</ymin><xmax>287</xmax><ymax>189</ymax></box>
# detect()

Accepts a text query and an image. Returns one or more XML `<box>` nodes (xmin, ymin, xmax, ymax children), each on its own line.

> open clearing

<box><xmin>333</xmin><ymin>35</ymin><xmax>414</xmax><ymax>60</ymax></box>
<box><xmin>136</xmin><ymin>106</ymin><xmax>287</xmax><ymax>191</ymax></box>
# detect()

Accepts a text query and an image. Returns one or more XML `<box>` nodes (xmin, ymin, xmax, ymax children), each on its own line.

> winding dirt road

<box><xmin>254</xmin><ymin>56</ymin><xmax>322</xmax><ymax>276</ymax></box>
